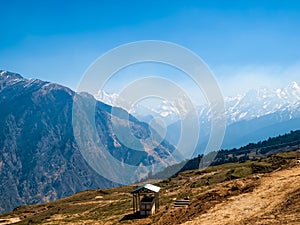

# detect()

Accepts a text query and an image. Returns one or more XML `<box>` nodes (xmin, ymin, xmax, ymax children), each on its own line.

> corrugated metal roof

<box><xmin>132</xmin><ymin>184</ymin><xmax>160</xmax><ymax>193</ymax></box>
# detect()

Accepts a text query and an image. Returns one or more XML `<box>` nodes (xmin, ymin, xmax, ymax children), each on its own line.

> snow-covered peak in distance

<box><xmin>95</xmin><ymin>90</ymin><xmax>182</xmax><ymax>125</ymax></box>
<box><xmin>225</xmin><ymin>81</ymin><xmax>300</xmax><ymax>103</ymax></box>
<box><xmin>96</xmin><ymin>82</ymin><xmax>300</xmax><ymax>125</ymax></box>
<box><xmin>288</xmin><ymin>81</ymin><xmax>300</xmax><ymax>90</ymax></box>
<box><xmin>224</xmin><ymin>81</ymin><xmax>300</xmax><ymax>123</ymax></box>
<box><xmin>95</xmin><ymin>90</ymin><xmax>119</xmax><ymax>106</ymax></box>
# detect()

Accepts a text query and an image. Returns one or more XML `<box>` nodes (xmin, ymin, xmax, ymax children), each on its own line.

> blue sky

<box><xmin>1</xmin><ymin>0</ymin><xmax>300</xmax><ymax>96</ymax></box>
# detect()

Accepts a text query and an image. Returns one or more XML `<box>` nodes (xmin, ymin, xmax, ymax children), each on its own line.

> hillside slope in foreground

<box><xmin>0</xmin><ymin>150</ymin><xmax>300</xmax><ymax>225</ymax></box>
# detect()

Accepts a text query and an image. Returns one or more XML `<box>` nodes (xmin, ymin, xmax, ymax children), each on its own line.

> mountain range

<box><xmin>97</xmin><ymin>81</ymin><xmax>300</xmax><ymax>152</ymax></box>
<box><xmin>0</xmin><ymin>70</ymin><xmax>175</xmax><ymax>213</ymax></box>
<box><xmin>1</xmin><ymin>69</ymin><xmax>299</xmax><ymax>214</ymax></box>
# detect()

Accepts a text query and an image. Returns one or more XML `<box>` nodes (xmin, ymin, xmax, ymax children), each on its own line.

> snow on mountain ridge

<box><xmin>96</xmin><ymin>90</ymin><xmax>119</xmax><ymax>106</ymax></box>
<box><xmin>95</xmin><ymin>82</ymin><xmax>300</xmax><ymax>125</ymax></box>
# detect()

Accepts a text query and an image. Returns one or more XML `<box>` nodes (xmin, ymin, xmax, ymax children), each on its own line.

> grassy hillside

<box><xmin>0</xmin><ymin>149</ymin><xmax>299</xmax><ymax>224</ymax></box>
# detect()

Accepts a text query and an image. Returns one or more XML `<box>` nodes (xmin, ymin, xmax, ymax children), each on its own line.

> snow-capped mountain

<box><xmin>96</xmin><ymin>82</ymin><xmax>300</xmax><ymax>151</ymax></box>
<box><xmin>200</xmin><ymin>82</ymin><xmax>300</xmax><ymax>150</ymax></box>
<box><xmin>96</xmin><ymin>90</ymin><xmax>182</xmax><ymax>125</ymax></box>
<box><xmin>97</xmin><ymin>82</ymin><xmax>300</xmax><ymax>125</ymax></box>
<box><xmin>96</xmin><ymin>90</ymin><xmax>119</xmax><ymax>106</ymax></box>
<box><xmin>224</xmin><ymin>82</ymin><xmax>300</xmax><ymax>124</ymax></box>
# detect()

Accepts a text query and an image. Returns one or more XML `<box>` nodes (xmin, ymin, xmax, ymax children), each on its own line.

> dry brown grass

<box><xmin>0</xmin><ymin>151</ymin><xmax>299</xmax><ymax>225</ymax></box>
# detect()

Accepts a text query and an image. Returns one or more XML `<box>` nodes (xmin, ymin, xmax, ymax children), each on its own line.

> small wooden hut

<box><xmin>131</xmin><ymin>184</ymin><xmax>160</xmax><ymax>216</ymax></box>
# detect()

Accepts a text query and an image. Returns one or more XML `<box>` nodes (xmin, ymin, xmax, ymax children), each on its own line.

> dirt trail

<box><xmin>0</xmin><ymin>218</ymin><xmax>21</xmax><ymax>224</ymax></box>
<box><xmin>183</xmin><ymin>164</ymin><xmax>300</xmax><ymax>225</ymax></box>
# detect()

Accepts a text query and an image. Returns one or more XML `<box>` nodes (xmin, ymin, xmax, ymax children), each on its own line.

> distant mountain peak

<box><xmin>287</xmin><ymin>81</ymin><xmax>300</xmax><ymax>90</ymax></box>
